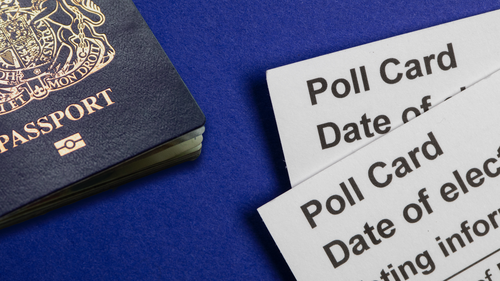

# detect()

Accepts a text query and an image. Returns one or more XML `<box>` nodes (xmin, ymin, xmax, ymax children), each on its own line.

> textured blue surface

<box><xmin>2</xmin><ymin>1</ymin><xmax>500</xmax><ymax>280</ymax></box>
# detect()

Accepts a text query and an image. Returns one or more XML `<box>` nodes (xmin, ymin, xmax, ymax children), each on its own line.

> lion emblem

<box><xmin>0</xmin><ymin>0</ymin><xmax>114</xmax><ymax>115</ymax></box>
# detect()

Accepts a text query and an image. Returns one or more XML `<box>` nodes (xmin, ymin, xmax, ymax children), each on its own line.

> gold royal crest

<box><xmin>0</xmin><ymin>0</ymin><xmax>114</xmax><ymax>115</ymax></box>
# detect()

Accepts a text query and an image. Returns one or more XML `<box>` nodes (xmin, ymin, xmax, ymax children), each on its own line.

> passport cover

<box><xmin>0</xmin><ymin>0</ymin><xmax>205</xmax><ymax>228</ymax></box>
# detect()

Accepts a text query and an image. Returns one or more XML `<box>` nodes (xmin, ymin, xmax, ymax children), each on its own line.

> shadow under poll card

<box><xmin>259</xmin><ymin>70</ymin><xmax>500</xmax><ymax>281</ymax></box>
<box><xmin>267</xmin><ymin>9</ymin><xmax>500</xmax><ymax>187</ymax></box>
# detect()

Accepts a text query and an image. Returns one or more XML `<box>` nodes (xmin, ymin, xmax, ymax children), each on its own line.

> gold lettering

<box><xmin>0</xmin><ymin>135</ymin><xmax>9</xmax><ymax>153</ymax></box>
<box><xmin>48</xmin><ymin>111</ymin><xmax>65</xmax><ymax>129</ymax></box>
<box><xmin>12</xmin><ymin>130</ymin><xmax>28</xmax><ymax>147</ymax></box>
<box><xmin>90</xmin><ymin>44</ymin><xmax>101</xmax><ymax>56</ymax></box>
<box><xmin>49</xmin><ymin>73</ymin><xmax>78</xmax><ymax>87</ymax></box>
<box><xmin>41</xmin><ymin>28</ymin><xmax>52</xmax><ymax>37</ymax></box>
<box><xmin>24</xmin><ymin>122</ymin><xmax>40</xmax><ymax>140</ymax></box>
<box><xmin>80</xmin><ymin>96</ymin><xmax>103</xmax><ymax>114</ymax></box>
<box><xmin>59</xmin><ymin>76</ymin><xmax>70</xmax><ymax>86</ymax></box>
<box><xmin>15</xmin><ymin>94</ymin><xmax>28</xmax><ymax>106</ymax></box>
<box><xmin>5</xmin><ymin>72</ymin><xmax>16</xmax><ymax>81</ymax></box>
<box><xmin>76</xmin><ymin>66</ymin><xmax>89</xmax><ymax>78</ymax></box>
<box><xmin>8</xmin><ymin>99</ymin><xmax>18</xmax><ymax>110</ymax></box>
<box><xmin>0</xmin><ymin>88</ymin><xmax>115</xmax><ymax>154</ymax></box>
<box><xmin>46</xmin><ymin>79</ymin><xmax>61</xmax><ymax>89</ymax></box>
<box><xmin>65</xmin><ymin>104</ymin><xmax>85</xmax><ymax>121</ymax></box>
<box><xmin>97</xmin><ymin>88</ymin><xmax>114</xmax><ymax>106</ymax></box>
<box><xmin>66</xmin><ymin>72</ymin><xmax>77</xmax><ymax>83</ymax></box>
<box><xmin>37</xmin><ymin>116</ymin><xmax>53</xmax><ymax>134</ymax></box>
<box><xmin>88</xmin><ymin>54</ymin><xmax>98</xmax><ymax>62</ymax></box>
<box><xmin>42</xmin><ymin>40</ymin><xmax>54</xmax><ymax>55</ymax></box>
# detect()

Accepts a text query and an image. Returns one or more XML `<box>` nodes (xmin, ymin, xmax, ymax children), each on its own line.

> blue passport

<box><xmin>0</xmin><ymin>0</ymin><xmax>205</xmax><ymax>228</ymax></box>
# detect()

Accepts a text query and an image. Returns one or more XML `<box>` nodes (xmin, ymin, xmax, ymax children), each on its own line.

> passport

<box><xmin>0</xmin><ymin>0</ymin><xmax>205</xmax><ymax>228</ymax></box>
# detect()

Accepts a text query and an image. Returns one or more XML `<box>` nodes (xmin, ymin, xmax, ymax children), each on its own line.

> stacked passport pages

<box><xmin>259</xmin><ymin>9</ymin><xmax>500</xmax><ymax>281</ymax></box>
<box><xmin>0</xmin><ymin>0</ymin><xmax>205</xmax><ymax>228</ymax></box>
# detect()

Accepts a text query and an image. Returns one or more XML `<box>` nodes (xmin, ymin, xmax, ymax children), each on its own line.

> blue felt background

<box><xmin>2</xmin><ymin>1</ymin><xmax>500</xmax><ymax>280</ymax></box>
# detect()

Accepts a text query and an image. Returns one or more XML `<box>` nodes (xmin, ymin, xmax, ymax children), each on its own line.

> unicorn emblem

<box><xmin>0</xmin><ymin>0</ymin><xmax>114</xmax><ymax>115</ymax></box>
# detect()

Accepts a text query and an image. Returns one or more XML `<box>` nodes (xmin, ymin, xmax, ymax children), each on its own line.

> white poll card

<box><xmin>259</xmin><ymin>70</ymin><xmax>500</xmax><ymax>281</ymax></box>
<box><xmin>267</xmin><ymin>9</ymin><xmax>500</xmax><ymax>187</ymax></box>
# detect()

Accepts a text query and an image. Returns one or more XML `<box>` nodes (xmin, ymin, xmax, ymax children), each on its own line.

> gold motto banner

<box><xmin>0</xmin><ymin>0</ymin><xmax>115</xmax><ymax>115</ymax></box>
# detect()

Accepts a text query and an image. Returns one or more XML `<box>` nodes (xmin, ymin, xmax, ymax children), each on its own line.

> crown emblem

<box><xmin>0</xmin><ymin>0</ymin><xmax>114</xmax><ymax>115</ymax></box>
